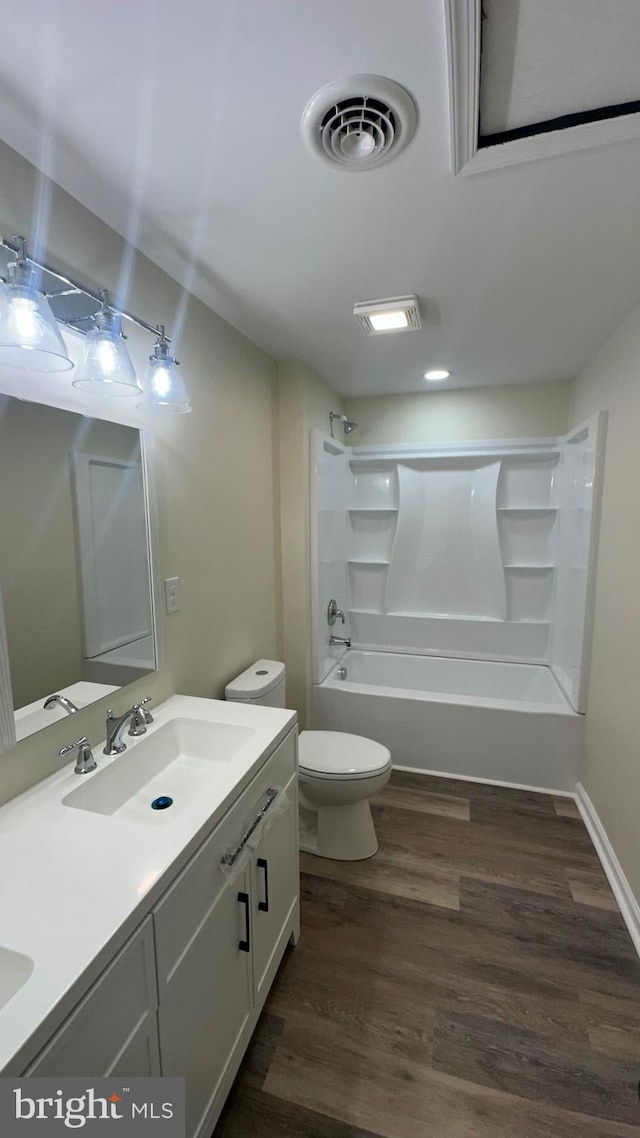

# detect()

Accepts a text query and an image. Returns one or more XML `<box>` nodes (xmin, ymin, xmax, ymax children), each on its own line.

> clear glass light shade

<box><xmin>0</xmin><ymin>282</ymin><xmax>73</xmax><ymax>372</ymax></box>
<box><xmin>72</xmin><ymin>325</ymin><xmax>141</xmax><ymax>396</ymax></box>
<box><xmin>139</xmin><ymin>353</ymin><xmax>192</xmax><ymax>414</ymax></box>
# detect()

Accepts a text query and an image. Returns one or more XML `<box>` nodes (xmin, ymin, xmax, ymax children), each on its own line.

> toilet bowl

<box><xmin>298</xmin><ymin>731</ymin><xmax>391</xmax><ymax>860</ymax></box>
<box><xmin>224</xmin><ymin>660</ymin><xmax>391</xmax><ymax>861</ymax></box>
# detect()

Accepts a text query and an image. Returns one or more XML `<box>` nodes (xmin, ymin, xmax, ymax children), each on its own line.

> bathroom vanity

<box><xmin>0</xmin><ymin>695</ymin><xmax>299</xmax><ymax>1138</ymax></box>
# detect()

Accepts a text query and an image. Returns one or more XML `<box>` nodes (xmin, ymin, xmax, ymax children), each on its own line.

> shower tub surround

<box><xmin>310</xmin><ymin>417</ymin><xmax>605</xmax><ymax>792</ymax></box>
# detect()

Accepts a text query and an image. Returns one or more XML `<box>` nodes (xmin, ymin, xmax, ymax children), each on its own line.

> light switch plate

<box><xmin>164</xmin><ymin>576</ymin><xmax>181</xmax><ymax>614</ymax></box>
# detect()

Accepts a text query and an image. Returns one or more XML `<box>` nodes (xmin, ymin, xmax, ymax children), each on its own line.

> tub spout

<box><xmin>330</xmin><ymin>635</ymin><xmax>351</xmax><ymax>648</ymax></box>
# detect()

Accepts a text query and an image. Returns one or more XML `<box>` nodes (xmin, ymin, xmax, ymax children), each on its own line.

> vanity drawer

<box><xmin>153</xmin><ymin>728</ymin><xmax>296</xmax><ymax>989</ymax></box>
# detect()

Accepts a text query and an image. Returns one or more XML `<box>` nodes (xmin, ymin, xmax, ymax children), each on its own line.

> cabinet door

<box><xmin>251</xmin><ymin>771</ymin><xmax>299</xmax><ymax>1005</ymax></box>
<box><xmin>26</xmin><ymin>919</ymin><xmax>159</xmax><ymax>1077</ymax></box>
<box><xmin>157</xmin><ymin>871</ymin><xmax>253</xmax><ymax>1138</ymax></box>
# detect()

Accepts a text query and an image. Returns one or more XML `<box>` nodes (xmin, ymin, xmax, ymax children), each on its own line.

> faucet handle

<box><xmin>128</xmin><ymin>697</ymin><xmax>153</xmax><ymax>737</ymax></box>
<box><xmin>140</xmin><ymin>694</ymin><xmax>153</xmax><ymax>715</ymax></box>
<box><xmin>327</xmin><ymin>599</ymin><xmax>346</xmax><ymax>626</ymax></box>
<box><xmin>59</xmin><ymin>736</ymin><xmax>97</xmax><ymax>775</ymax></box>
<box><xmin>137</xmin><ymin>695</ymin><xmax>154</xmax><ymax>725</ymax></box>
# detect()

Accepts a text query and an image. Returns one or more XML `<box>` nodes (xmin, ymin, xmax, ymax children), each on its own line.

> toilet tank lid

<box><xmin>225</xmin><ymin>659</ymin><xmax>285</xmax><ymax>700</ymax></box>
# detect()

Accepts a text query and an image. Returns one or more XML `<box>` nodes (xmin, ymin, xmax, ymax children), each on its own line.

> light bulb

<box><xmin>8</xmin><ymin>295</ymin><xmax>40</xmax><ymax>344</ymax></box>
<box><xmin>95</xmin><ymin>337</ymin><xmax>120</xmax><ymax>377</ymax></box>
<box><xmin>150</xmin><ymin>363</ymin><xmax>172</xmax><ymax>398</ymax></box>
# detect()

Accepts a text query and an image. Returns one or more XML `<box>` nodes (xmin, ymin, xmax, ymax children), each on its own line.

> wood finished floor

<box><xmin>215</xmin><ymin>771</ymin><xmax>640</xmax><ymax>1137</ymax></box>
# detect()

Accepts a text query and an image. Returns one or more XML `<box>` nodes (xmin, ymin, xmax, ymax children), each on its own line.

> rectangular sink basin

<box><xmin>62</xmin><ymin>718</ymin><xmax>255</xmax><ymax>825</ymax></box>
<box><xmin>0</xmin><ymin>947</ymin><xmax>33</xmax><ymax>1010</ymax></box>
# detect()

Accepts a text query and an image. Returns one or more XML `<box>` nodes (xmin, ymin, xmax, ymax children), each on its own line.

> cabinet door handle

<box><xmin>257</xmin><ymin>857</ymin><xmax>269</xmax><ymax>913</ymax></box>
<box><xmin>238</xmin><ymin>891</ymin><xmax>250</xmax><ymax>953</ymax></box>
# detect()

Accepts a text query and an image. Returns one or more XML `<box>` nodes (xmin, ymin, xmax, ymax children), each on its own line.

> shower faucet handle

<box><xmin>327</xmin><ymin>599</ymin><xmax>345</xmax><ymax>626</ymax></box>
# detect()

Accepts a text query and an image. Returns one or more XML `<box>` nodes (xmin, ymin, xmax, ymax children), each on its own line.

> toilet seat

<box><xmin>298</xmin><ymin>731</ymin><xmax>391</xmax><ymax>781</ymax></box>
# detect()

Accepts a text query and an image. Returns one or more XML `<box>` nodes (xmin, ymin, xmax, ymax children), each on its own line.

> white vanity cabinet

<box><xmin>26</xmin><ymin>919</ymin><xmax>160</xmax><ymax>1078</ymax></box>
<box><xmin>21</xmin><ymin>726</ymin><xmax>299</xmax><ymax>1138</ymax></box>
<box><xmin>154</xmin><ymin>729</ymin><xmax>298</xmax><ymax>1138</ymax></box>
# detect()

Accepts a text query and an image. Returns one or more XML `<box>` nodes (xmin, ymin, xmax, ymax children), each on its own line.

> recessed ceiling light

<box><xmin>423</xmin><ymin>368</ymin><xmax>451</xmax><ymax>381</ymax></box>
<box><xmin>354</xmin><ymin>295</ymin><xmax>421</xmax><ymax>336</ymax></box>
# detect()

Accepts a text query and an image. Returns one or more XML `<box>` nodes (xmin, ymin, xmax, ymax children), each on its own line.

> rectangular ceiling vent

<box><xmin>353</xmin><ymin>295</ymin><xmax>422</xmax><ymax>335</ymax></box>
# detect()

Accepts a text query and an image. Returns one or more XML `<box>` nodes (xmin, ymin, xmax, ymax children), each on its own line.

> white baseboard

<box><xmin>575</xmin><ymin>782</ymin><xmax>640</xmax><ymax>960</ymax></box>
<box><xmin>392</xmin><ymin>763</ymin><xmax>575</xmax><ymax>798</ymax></box>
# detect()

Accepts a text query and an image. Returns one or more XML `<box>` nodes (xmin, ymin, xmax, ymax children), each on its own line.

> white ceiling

<box><xmin>0</xmin><ymin>0</ymin><xmax>640</xmax><ymax>396</ymax></box>
<box><xmin>480</xmin><ymin>0</ymin><xmax>640</xmax><ymax>136</ymax></box>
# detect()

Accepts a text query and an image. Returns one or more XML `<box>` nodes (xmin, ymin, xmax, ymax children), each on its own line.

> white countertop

<box><xmin>0</xmin><ymin>694</ymin><xmax>297</xmax><ymax>1074</ymax></box>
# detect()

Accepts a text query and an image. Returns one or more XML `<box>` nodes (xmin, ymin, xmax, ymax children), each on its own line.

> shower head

<box><xmin>329</xmin><ymin>411</ymin><xmax>358</xmax><ymax>437</ymax></box>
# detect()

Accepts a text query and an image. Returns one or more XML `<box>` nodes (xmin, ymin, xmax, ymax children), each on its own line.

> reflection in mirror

<box><xmin>0</xmin><ymin>397</ymin><xmax>156</xmax><ymax>749</ymax></box>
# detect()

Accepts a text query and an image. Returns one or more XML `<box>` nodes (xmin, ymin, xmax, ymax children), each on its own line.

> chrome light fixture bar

<box><xmin>0</xmin><ymin>235</ymin><xmax>192</xmax><ymax>412</ymax></box>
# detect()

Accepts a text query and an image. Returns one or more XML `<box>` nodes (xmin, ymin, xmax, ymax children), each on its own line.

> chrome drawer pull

<box><xmin>221</xmin><ymin>787</ymin><xmax>278</xmax><ymax>867</ymax></box>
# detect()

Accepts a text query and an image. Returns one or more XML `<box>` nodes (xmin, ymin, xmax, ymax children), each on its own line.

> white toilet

<box><xmin>225</xmin><ymin>660</ymin><xmax>391</xmax><ymax>861</ymax></box>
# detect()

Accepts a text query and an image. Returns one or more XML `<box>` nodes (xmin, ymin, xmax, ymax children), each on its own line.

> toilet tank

<box><xmin>224</xmin><ymin>659</ymin><xmax>286</xmax><ymax>707</ymax></box>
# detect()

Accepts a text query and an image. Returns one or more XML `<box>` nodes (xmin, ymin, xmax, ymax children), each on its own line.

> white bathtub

<box><xmin>312</xmin><ymin>651</ymin><xmax>583</xmax><ymax>792</ymax></box>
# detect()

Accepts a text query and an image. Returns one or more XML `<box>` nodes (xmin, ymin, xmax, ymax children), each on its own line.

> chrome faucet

<box><xmin>103</xmin><ymin>697</ymin><xmax>153</xmax><ymax>756</ymax></box>
<box><xmin>44</xmin><ymin>693</ymin><xmax>79</xmax><ymax>715</ymax></box>
<box><xmin>59</xmin><ymin>736</ymin><xmax>97</xmax><ymax>775</ymax></box>
<box><xmin>329</xmin><ymin>634</ymin><xmax>351</xmax><ymax>647</ymax></box>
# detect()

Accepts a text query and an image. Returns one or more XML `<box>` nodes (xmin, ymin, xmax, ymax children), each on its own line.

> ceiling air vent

<box><xmin>301</xmin><ymin>75</ymin><xmax>417</xmax><ymax>171</ymax></box>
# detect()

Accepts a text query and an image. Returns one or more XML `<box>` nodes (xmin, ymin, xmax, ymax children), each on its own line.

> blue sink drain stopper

<box><xmin>151</xmin><ymin>795</ymin><xmax>173</xmax><ymax>810</ymax></box>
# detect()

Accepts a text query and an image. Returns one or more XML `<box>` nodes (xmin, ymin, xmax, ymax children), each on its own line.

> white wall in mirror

<box><xmin>0</xmin><ymin>324</ymin><xmax>162</xmax><ymax>750</ymax></box>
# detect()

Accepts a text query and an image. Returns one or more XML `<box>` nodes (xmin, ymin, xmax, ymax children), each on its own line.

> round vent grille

<box><xmin>301</xmin><ymin>75</ymin><xmax>417</xmax><ymax>171</ymax></box>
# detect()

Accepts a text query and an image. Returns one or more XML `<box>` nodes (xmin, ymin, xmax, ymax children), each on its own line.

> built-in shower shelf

<box><xmin>348</xmin><ymin>507</ymin><xmax>398</xmax><ymax>514</ymax></box>
<box><xmin>504</xmin><ymin>564</ymin><xmax>555</xmax><ymax>571</ymax></box>
<box><xmin>348</xmin><ymin>558</ymin><xmax>391</xmax><ymax>565</ymax></box>
<box><xmin>498</xmin><ymin>506</ymin><xmax>557</xmax><ymax>514</ymax></box>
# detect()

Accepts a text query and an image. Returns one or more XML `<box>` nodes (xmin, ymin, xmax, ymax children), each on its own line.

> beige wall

<box><xmin>278</xmin><ymin>360</ymin><xmax>343</xmax><ymax>727</ymax></box>
<box><xmin>570</xmin><ymin>302</ymin><xmax>640</xmax><ymax>901</ymax></box>
<box><xmin>344</xmin><ymin>379</ymin><xmax>572</xmax><ymax>445</ymax></box>
<box><xmin>0</xmin><ymin>140</ymin><xmax>281</xmax><ymax>804</ymax></box>
<box><xmin>0</xmin><ymin>401</ymin><xmax>139</xmax><ymax>706</ymax></box>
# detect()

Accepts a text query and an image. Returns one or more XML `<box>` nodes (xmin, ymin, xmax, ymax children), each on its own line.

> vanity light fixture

<box><xmin>72</xmin><ymin>290</ymin><xmax>141</xmax><ymax>397</ymax></box>
<box><xmin>138</xmin><ymin>326</ymin><xmax>192</xmax><ymax>414</ymax></box>
<box><xmin>353</xmin><ymin>295</ymin><xmax>421</xmax><ymax>335</ymax></box>
<box><xmin>423</xmin><ymin>368</ymin><xmax>451</xmax><ymax>381</ymax></box>
<box><xmin>0</xmin><ymin>236</ymin><xmax>74</xmax><ymax>372</ymax></box>
<box><xmin>0</xmin><ymin>234</ymin><xmax>192</xmax><ymax>411</ymax></box>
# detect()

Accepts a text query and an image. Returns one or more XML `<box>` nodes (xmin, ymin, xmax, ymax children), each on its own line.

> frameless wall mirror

<box><xmin>0</xmin><ymin>396</ymin><xmax>157</xmax><ymax>750</ymax></box>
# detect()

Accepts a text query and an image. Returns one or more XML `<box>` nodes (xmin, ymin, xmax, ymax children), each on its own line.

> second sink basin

<box><xmin>62</xmin><ymin>717</ymin><xmax>255</xmax><ymax>824</ymax></box>
<box><xmin>0</xmin><ymin>947</ymin><xmax>34</xmax><ymax>1010</ymax></box>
